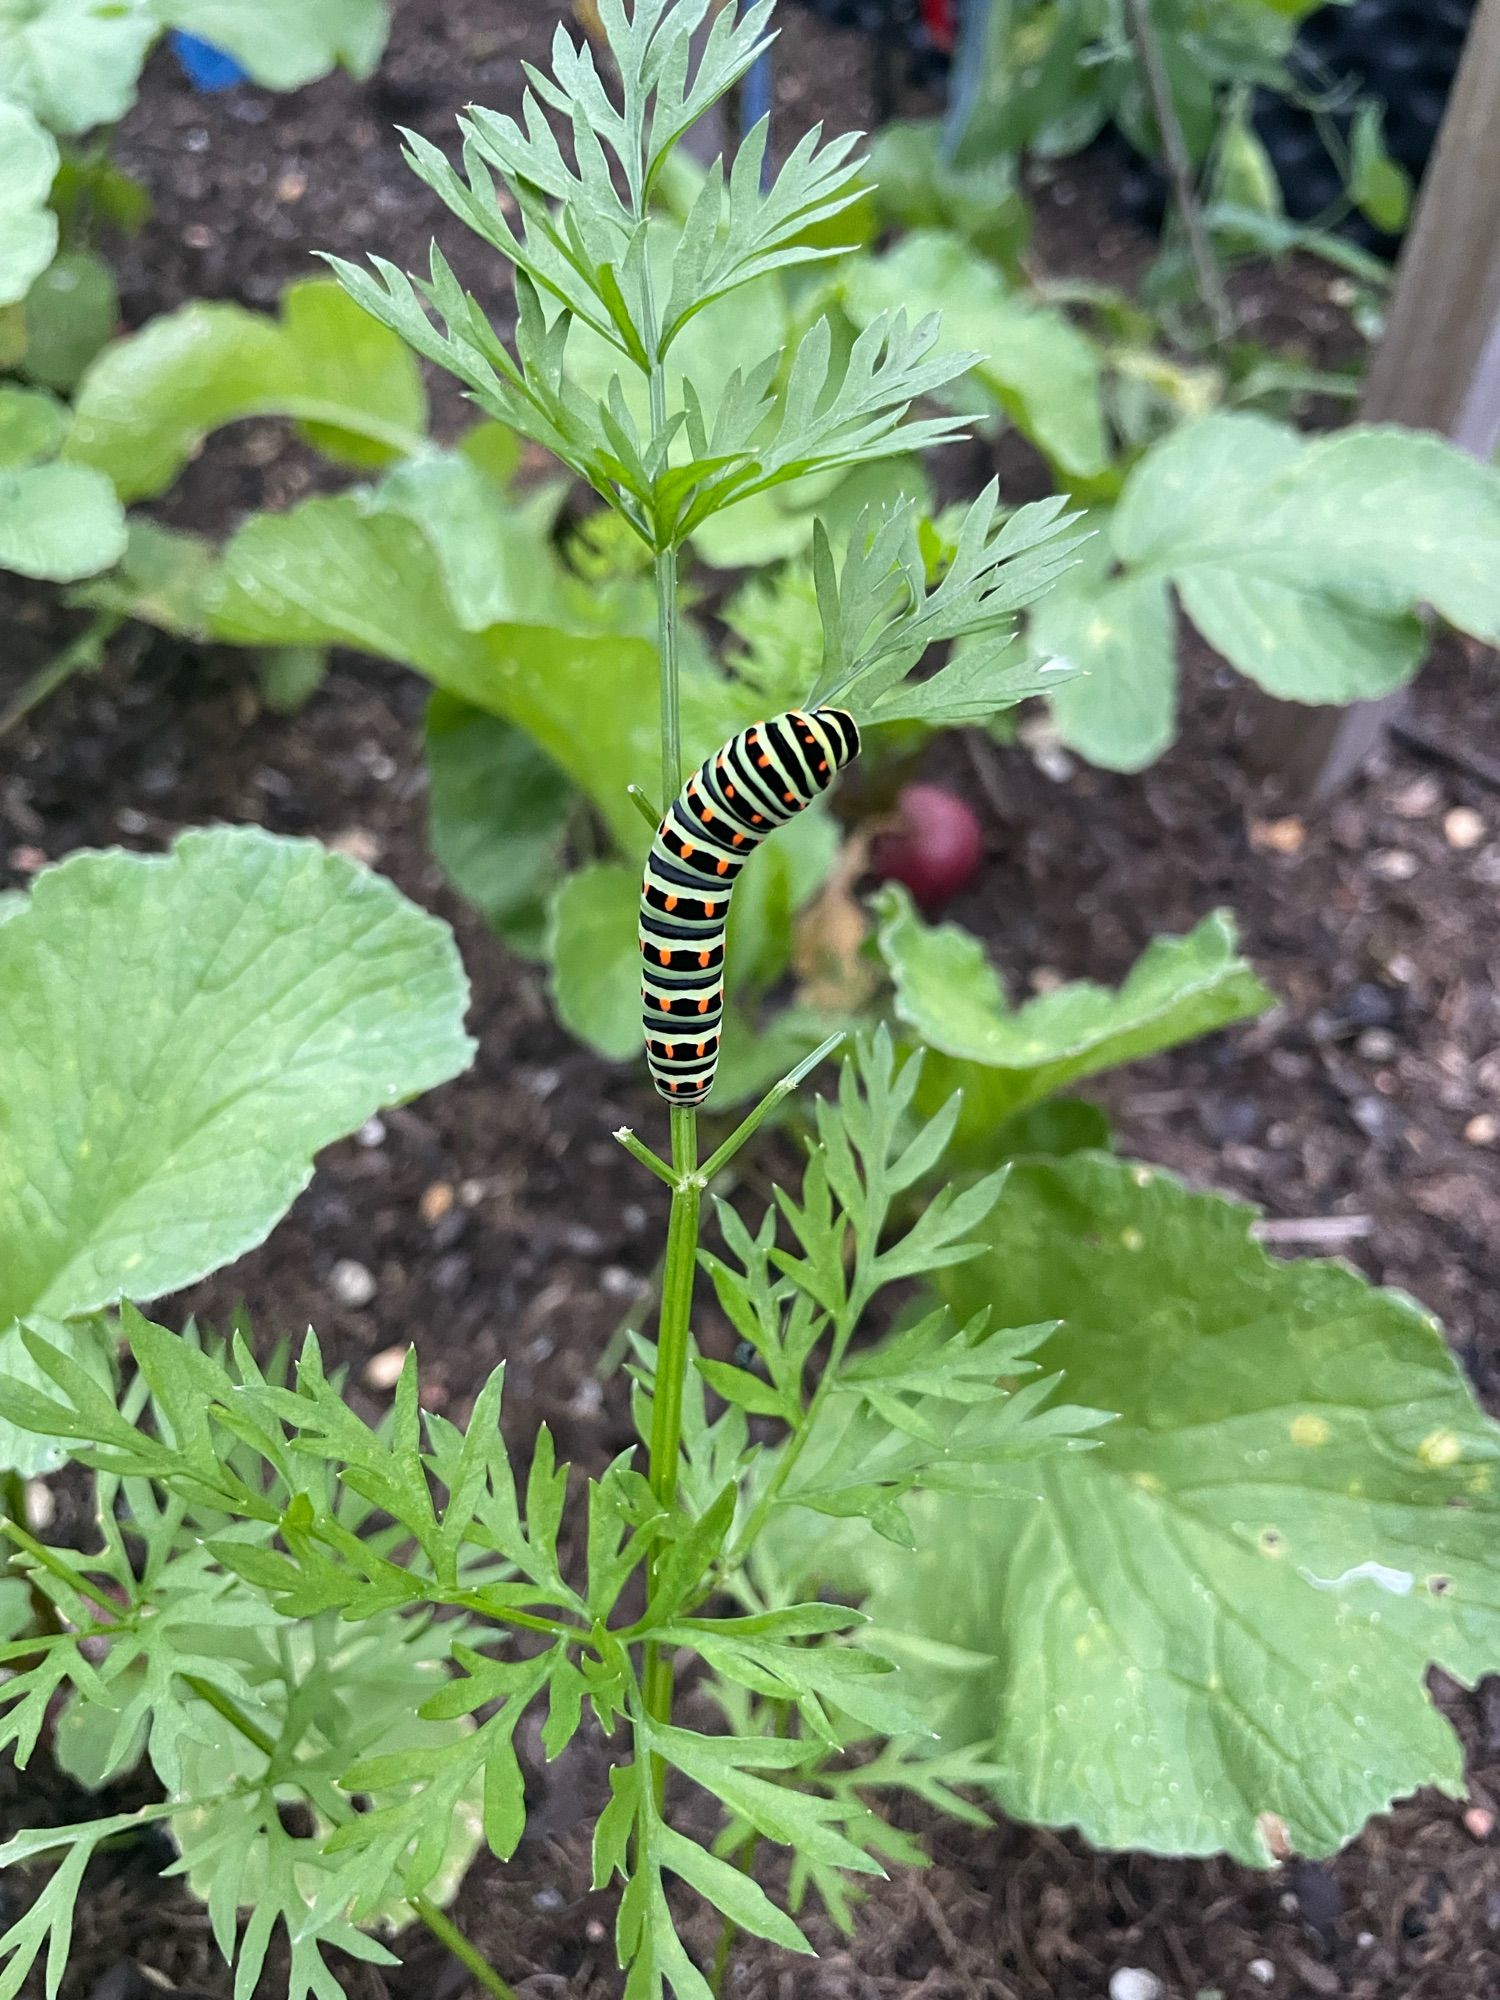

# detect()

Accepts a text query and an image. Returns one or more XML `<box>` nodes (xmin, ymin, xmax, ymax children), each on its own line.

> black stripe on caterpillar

<box><xmin>639</xmin><ymin>707</ymin><xmax>862</xmax><ymax>1105</ymax></box>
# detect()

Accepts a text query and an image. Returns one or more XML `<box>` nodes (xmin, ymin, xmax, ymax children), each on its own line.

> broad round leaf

<box><xmin>1031</xmin><ymin>525</ymin><xmax>1177</xmax><ymax>772</ymax></box>
<box><xmin>875</xmin><ymin>889</ymin><xmax>1271</xmax><ymax>1126</ymax></box>
<box><xmin>0</xmin><ymin>826</ymin><xmax>473</xmax><ymax>1328</ymax></box>
<box><xmin>0</xmin><ymin>458</ymin><xmax>126</xmax><ymax>579</ymax></box>
<box><xmin>210</xmin><ymin>485</ymin><xmax>758</xmax><ymax>851</ymax></box>
<box><xmin>427</xmin><ymin>692</ymin><xmax>572</xmax><ymax>957</ymax></box>
<box><xmin>157</xmin><ymin>0</ymin><xmax>389</xmax><ymax>88</ymax></box>
<box><xmin>546</xmin><ymin>862</ymin><xmax>641</xmax><ymax>1063</ymax></box>
<box><xmin>0</xmin><ymin>0</ymin><xmax>157</xmax><ymax>134</ymax></box>
<box><xmin>21</xmin><ymin>246</ymin><xmax>118</xmax><ymax>390</ymax></box>
<box><xmin>857</xmin><ymin>1155</ymin><xmax>1500</xmax><ymax>1864</ymax></box>
<box><xmin>0</xmin><ymin>382</ymin><xmax>67</xmax><ymax>468</ymax></box>
<box><xmin>0</xmin><ymin>100</ymin><xmax>59</xmax><ymax>307</ymax></box>
<box><xmin>66</xmin><ymin>279</ymin><xmax>427</xmax><ymax>499</ymax></box>
<box><xmin>1114</xmin><ymin>413</ymin><xmax>1500</xmax><ymax>702</ymax></box>
<box><xmin>843</xmin><ymin>230</ymin><xmax>1109</xmax><ymax>480</ymax></box>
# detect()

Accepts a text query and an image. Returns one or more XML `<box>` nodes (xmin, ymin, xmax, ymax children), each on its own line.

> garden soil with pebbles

<box><xmin>3</xmin><ymin>2</ymin><xmax>1500</xmax><ymax>1996</ymax></box>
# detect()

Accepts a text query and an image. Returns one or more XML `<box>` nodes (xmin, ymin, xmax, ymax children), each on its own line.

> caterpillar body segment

<box><xmin>639</xmin><ymin>707</ymin><xmax>861</xmax><ymax>1104</ymax></box>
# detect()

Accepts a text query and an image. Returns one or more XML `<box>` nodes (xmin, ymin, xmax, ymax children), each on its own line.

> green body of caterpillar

<box><xmin>639</xmin><ymin>707</ymin><xmax>862</xmax><ymax>1104</ymax></box>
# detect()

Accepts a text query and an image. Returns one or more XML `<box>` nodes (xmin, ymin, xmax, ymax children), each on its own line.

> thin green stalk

<box><xmin>710</xmin><ymin>1826</ymin><xmax>761</xmax><ymax>1994</ymax></box>
<box><xmin>0</xmin><ymin>613</ymin><xmax>120</xmax><ymax>744</ymax></box>
<box><xmin>613</xmin><ymin>1125</ymin><xmax>678</xmax><ymax>1188</ymax></box>
<box><xmin>1123</xmin><ymin>0</ymin><xmax>1233</xmax><ymax>343</ymax></box>
<box><xmin>654</xmin><ymin>541</ymin><xmax>682</xmax><ymax>800</ymax></box>
<box><xmin>410</xmin><ymin>1894</ymin><xmax>521</xmax><ymax>2000</ymax></box>
<box><xmin>643</xmin><ymin>1106</ymin><xmax>700</xmax><ymax>1788</ymax></box>
<box><xmin>627</xmin><ymin>781</ymin><xmax>665</xmax><ymax>831</ymax></box>
<box><xmin>698</xmin><ymin>1031</ymin><xmax>848</xmax><ymax>1182</ymax></box>
<box><xmin>2</xmin><ymin>1476</ymin><xmax>60</xmax><ymax>1641</ymax></box>
<box><xmin>640</xmin><ymin>268</ymin><xmax>701</xmax><ymax>1778</ymax></box>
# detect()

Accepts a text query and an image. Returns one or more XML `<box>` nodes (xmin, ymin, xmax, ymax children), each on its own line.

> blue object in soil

<box><xmin>170</xmin><ymin>30</ymin><xmax>250</xmax><ymax>92</ymax></box>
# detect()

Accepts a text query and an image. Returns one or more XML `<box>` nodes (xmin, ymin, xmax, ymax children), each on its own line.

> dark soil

<box><xmin>3</xmin><ymin>3</ymin><xmax>1500</xmax><ymax>1998</ymax></box>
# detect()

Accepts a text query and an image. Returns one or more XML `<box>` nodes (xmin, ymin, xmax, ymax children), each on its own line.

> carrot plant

<box><xmin>6</xmin><ymin>4</ymin><xmax>1500</xmax><ymax>1997</ymax></box>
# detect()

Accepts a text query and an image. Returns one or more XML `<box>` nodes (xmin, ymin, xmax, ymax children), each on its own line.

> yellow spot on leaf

<box><xmin>1120</xmin><ymin>1227</ymin><xmax>1143</xmax><ymax>1251</ymax></box>
<box><xmin>1419</xmin><ymin>1429</ymin><xmax>1463</xmax><ymax>1468</ymax></box>
<box><xmin>1132</xmin><ymin>1470</ymin><xmax>1163</xmax><ymax>1493</ymax></box>
<box><xmin>1291</xmin><ymin>1414</ymin><xmax>1330</xmax><ymax>1448</ymax></box>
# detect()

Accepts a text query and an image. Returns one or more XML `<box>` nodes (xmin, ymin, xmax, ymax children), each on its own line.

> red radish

<box><xmin>871</xmin><ymin>783</ymin><xmax>985</xmax><ymax>914</ymax></box>
<box><xmin>920</xmin><ymin>0</ymin><xmax>957</xmax><ymax>52</ymax></box>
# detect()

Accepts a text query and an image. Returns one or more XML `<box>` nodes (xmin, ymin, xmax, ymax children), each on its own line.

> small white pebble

<box><xmin>601</xmin><ymin>1264</ymin><xmax>643</xmax><ymax>1297</ymax></box>
<box><xmin>1356</xmin><ymin>1931</ymin><xmax>1375</xmax><ymax>1949</ymax></box>
<box><xmin>1389</xmin><ymin>775</ymin><xmax>1442</xmax><ymax>818</ymax></box>
<box><xmin>1247</xmin><ymin>1959</ymin><xmax>1276</xmax><ymax>1986</ymax></box>
<box><xmin>1356</xmin><ymin>1028</ymin><xmax>1397</xmax><ymax>1062</ymax></box>
<box><xmin>1369</xmin><ymin>847</ymin><xmax>1418</xmax><ymax>881</ymax></box>
<box><xmin>362</xmin><ymin>1344</ymin><xmax>407</xmax><ymax>1390</ymax></box>
<box><xmin>1444</xmin><ymin>806</ymin><xmax>1485</xmax><ymax>849</ymax></box>
<box><xmin>570</xmin><ymin>1378</ymin><xmax>604</xmax><ymax>1418</ymax></box>
<box><xmin>1109</xmin><ymin>1970</ymin><xmax>1163</xmax><ymax>2000</ymax></box>
<box><xmin>419</xmin><ymin>1181</ymin><xmax>455</xmax><ymax>1224</ymax></box>
<box><xmin>1464</xmin><ymin>1804</ymin><xmax>1494</xmax><ymax>1839</ymax></box>
<box><xmin>1465</xmin><ymin>1114</ymin><xmax>1498</xmax><ymax>1147</ymax></box>
<box><xmin>533</xmin><ymin>1886</ymin><xmax>564</xmax><ymax>1911</ymax></box>
<box><xmin>356</xmin><ymin>1116</ymin><xmax>386</xmax><ymax>1149</ymax></box>
<box><xmin>1250</xmin><ymin>816</ymin><xmax>1305</xmax><ymax>856</ymax></box>
<box><xmin>115</xmin><ymin>807</ymin><xmax>149</xmax><ymax>836</ymax></box>
<box><xmin>329</xmin><ymin>827</ymin><xmax>381</xmax><ymax>866</ymax></box>
<box><xmin>330</xmin><ymin>1258</ymin><xmax>376</xmax><ymax>1308</ymax></box>
<box><xmin>23</xmin><ymin>1479</ymin><xmax>55</xmax><ymax>1529</ymax></box>
<box><xmin>1018</xmin><ymin>715</ymin><xmax>1074</xmax><ymax>783</ymax></box>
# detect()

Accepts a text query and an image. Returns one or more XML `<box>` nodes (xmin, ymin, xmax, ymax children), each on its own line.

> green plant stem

<box><xmin>0</xmin><ymin>613</ymin><xmax>120</xmax><ymax>744</ymax></box>
<box><xmin>698</xmin><ymin>1031</ymin><xmax>848</xmax><ymax>1182</ymax></box>
<box><xmin>710</xmin><ymin>1827</ymin><xmax>761</xmax><ymax>1995</ymax></box>
<box><xmin>1123</xmin><ymin>0</ymin><xmax>1233</xmax><ymax>344</ymax></box>
<box><xmin>1</xmin><ymin>1475</ymin><xmax>61</xmax><ymax>1641</ymax></box>
<box><xmin>410</xmin><ymin>1894</ymin><xmax>520</xmax><ymax>2000</ymax></box>
<box><xmin>653</xmin><ymin>545</ymin><xmax>683</xmax><ymax>797</ymax></box>
<box><xmin>638</xmin><ymin>266</ymin><xmax>706</xmax><ymax>1789</ymax></box>
<box><xmin>627</xmin><ymin>782</ymin><xmax>664</xmax><ymax>832</ymax></box>
<box><xmin>613</xmin><ymin>1125</ymin><xmax>678</xmax><ymax>1188</ymax></box>
<box><xmin>643</xmin><ymin>1105</ymin><xmax>700</xmax><ymax>1795</ymax></box>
